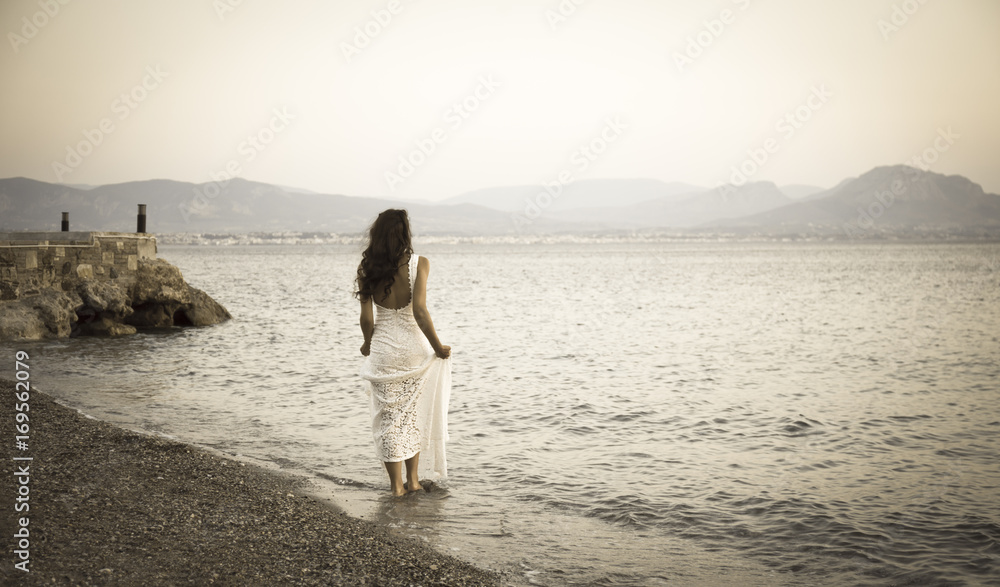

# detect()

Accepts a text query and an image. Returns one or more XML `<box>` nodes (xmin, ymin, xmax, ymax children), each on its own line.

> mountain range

<box><xmin>1</xmin><ymin>166</ymin><xmax>998</xmax><ymax>237</ymax></box>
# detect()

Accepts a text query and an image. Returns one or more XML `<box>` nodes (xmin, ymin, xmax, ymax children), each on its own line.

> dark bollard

<box><xmin>137</xmin><ymin>204</ymin><xmax>147</xmax><ymax>233</ymax></box>
<box><xmin>61</xmin><ymin>212</ymin><xmax>69</xmax><ymax>232</ymax></box>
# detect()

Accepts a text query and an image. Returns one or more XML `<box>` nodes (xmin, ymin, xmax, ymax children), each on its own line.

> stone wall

<box><xmin>0</xmin><ymin>232</ymin><xmax>157</xmax><ymax>301</ymax></box>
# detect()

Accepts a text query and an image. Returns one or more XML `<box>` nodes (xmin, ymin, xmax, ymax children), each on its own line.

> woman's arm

<box><xmin>359</xmin><ymin>296</ymin><xmax>374</xmax><ymax>356</ymax></box>
<box><xmin>411</xmin><ymin>256</ymin><xmax>451</xmax><ymax>359</ymax></box>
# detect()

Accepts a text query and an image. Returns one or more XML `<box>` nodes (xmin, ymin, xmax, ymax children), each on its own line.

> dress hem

<box><xmin>378</xmin><ymin>449</ymin><xmax>420</xmax><ymax>464</ymax></box>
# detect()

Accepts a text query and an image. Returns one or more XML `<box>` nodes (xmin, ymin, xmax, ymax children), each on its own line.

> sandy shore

<box><xmin>0</xmin><ymin>379</ymin><xmax>503</xmax><ymax>586</ymax></box>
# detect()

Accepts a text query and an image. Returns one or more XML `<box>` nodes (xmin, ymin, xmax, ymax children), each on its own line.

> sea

<box><xmin>5</xmin><ymin>239</ymin><xmax>999</xmax><ymax>586</ymax></box>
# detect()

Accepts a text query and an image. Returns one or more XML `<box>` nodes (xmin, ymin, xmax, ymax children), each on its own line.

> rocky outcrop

<box><xmin>75</xmin><ymin>280</ymin><xmax>136</xmax><ymax>336</ymax></box>
<box><xmin>0</xmin><ymin>258</ymin><xmax>231</xmax><ymax>340</ymax></box>
<box><xmin>124</xmin><ymin>258</ymin><xmax>232</xmax><ymax>329</ymax></box>
<box><xmin>126</xmin><ymin>258</ymin><xmax>192</xmax><ymax>329</ymax></box>
<box><xmin>0</xmin><ymin>302</ymin><xmax>47</xmax><ymax>339</ymax></box>
<box><xmin>179</xmin><ymin>286</ymin><xmax>232</xmax><ymax>326</ymax></box>
<box><xmin>0</xmin><ymin>289</ymin><xmax>81</xmax><ymax>339</ymax></box>
<box><xmin>130</xmin><ymin>258</ymin><xmax>191</xmax><ymax>307</ymax></box>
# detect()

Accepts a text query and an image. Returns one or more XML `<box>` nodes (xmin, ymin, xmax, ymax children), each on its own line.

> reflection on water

<box><xmin>5</xmin><ymin>241</ymin><xmax>999</xmax><ymax>586</ymax></box>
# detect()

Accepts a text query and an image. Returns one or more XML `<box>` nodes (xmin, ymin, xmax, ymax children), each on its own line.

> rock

<box><xmin>176</xmin><ymin>286</ymin><xmax>232</xmax><ymax>326</ymax></box>
<box><xmin>126</xmin><ymin>302</ymin><xmax>177</xmax><ymax>329</ymax></box>
<box><xmin>0</xmin><ymin>300</ymin><xmax>48</xmax><ymax>340</ymax></box>
<box><xmin>0</xmin><ymin>290</ymin><xmax>81</xmax><ymax>339</ymax></box>
<box><xmin>72</xmin><ymin>279</ymin><xmax>137</xmax><ymax>336</ymax></box>
<box><xmin>76</xmin><ymin>316</ymin><xmax>137</xmax><ymax>337</ymax></box>
<box><xmin>126</xmin><ymin>259</ymin><xmax>231</xmax><ymax>329</ymax></box>
<box><xmin>29</xmin><ymin>289</ymin><xmax>82</xmax><ymax>338</ymax></box>
<box><xmin>76</xmin><ymin>281</ymin><xmax>133</xmax><ymax>320</ymax></box>
<box><xmin>0</xmin><ymin>281</ymin><xmax>17</xmax><ymax>301</ymax></box>
<box><xmin>125</xmin><ymin>258</ymin><xmax>198</xmax><ymax>329</ymax></box>
<box><xmin>129</xmin><ymin>258</ymin><xmax>191</xmax><ymax>307</ymax></box>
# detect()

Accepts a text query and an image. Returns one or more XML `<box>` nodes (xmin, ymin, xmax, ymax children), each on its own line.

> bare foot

<box><xmin>404</xmin><ymin>481</ymin><xmax>423</xmax><ymax>493</ymax></box>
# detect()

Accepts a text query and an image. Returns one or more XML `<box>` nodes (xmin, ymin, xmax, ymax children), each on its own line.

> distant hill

<box><xmin>779</xmin><ymin>184</ymin><xmax>826</xmax><ymax>199</ymax></box>
<box><xmin>551</xmin><ymin>182</ymin><xmax>792</xmax><ymax>228</ymax></box>
<box><xmin>0</xmin><ymin>177</ymin><xmax>564</xmax><ymax>235</ymax></box>
<box><xmin>705</xmin><ymin>166</ymin><xmax>1000</xmax><ymax>232</ymax></box>
<box><xmin>443</xmin><ymin>178</ymin><xmax>705</xmax><ymax>212</ymax></box>
<box><xmin>797</xmin><ymin>177</ymin><xmax>856</xmax><ymax>202</ymax></box>
<box><xmin>59</xmin><ymin>183</ymin><xmax>98</xmax><ymax>191</ymax></box>
<box><xmin>2</xmin><ymin>166</ymin><xmax>998</xmax><ymax>236</ymax></box>
<box><xmin>274</xmin><ymin>183</ymin><xmax>319</xmax><ymax>195</ymax></box>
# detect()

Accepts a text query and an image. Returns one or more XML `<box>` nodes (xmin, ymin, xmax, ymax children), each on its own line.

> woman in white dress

<box><xmin>356</xmin><ymin>209</ymin><xmax>451</xmax><ymax>497</ymax></box>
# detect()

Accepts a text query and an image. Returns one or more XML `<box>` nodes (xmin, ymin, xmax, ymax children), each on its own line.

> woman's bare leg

<box><xmin>404</xmin><ymin>453</ymin><xmax>423</xmax><ymax>492</ymax></box>
<box><xmin>384</xmin><ymin>461</ymin><xmax>406</xmax><ymax>496</ymax></box>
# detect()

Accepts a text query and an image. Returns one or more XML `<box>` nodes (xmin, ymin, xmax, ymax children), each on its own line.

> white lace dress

<box><xmin>359</xmin><ymin>254</ymin><xmax>451</xmax><ymax>479</ymax></box>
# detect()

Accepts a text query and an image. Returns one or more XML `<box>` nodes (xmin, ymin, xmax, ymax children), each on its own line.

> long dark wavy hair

<box><xmin>355</xmin><ymin>209</ymin><xmax>413</xmax><ymax>302</ymax></box>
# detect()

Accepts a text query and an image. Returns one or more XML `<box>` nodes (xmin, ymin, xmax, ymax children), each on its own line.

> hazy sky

<box><xmin>2</xmin><ymin>0</ymin><xmax>998</xmax><ymax>201</ymax></box>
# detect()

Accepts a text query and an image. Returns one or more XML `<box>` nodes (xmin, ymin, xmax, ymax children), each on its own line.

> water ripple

<box><xmin>7</xmin><ymin>241</ymin><xmax>999</xmax><ymax>586</ymax></box>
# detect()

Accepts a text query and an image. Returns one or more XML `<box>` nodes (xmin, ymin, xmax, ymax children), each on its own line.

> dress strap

<box><xmin>408</xmin><ymin>253</ymin><xmax>418</xmax><ymax>299</ymax></box>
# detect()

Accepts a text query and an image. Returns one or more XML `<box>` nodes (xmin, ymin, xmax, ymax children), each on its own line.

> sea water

<box><xmin>7</xmin><ymin>240</ymin><xmax>999</xmax><ymax>586</ymax></box>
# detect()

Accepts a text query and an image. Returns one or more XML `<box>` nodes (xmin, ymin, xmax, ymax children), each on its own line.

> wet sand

<box><xmin>0</xmin><ymin>379</ymin><xmax>503</xmax><ymax>586</ymax></box>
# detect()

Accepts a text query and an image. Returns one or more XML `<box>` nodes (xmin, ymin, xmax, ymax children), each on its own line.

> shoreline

<box><xmin>0</xmin><ymin>379</ymin><xmax>504</xmax><ymax>585</ymax></box>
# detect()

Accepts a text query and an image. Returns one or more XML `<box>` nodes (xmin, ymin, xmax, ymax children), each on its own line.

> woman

<box><xmin>356</xmin><ymin>209</ymin><xmax>451</xmax><ymax>497</ymax></box>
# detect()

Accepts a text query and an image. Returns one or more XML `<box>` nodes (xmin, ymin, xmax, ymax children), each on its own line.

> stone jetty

<box><xmin>0</xmin><ymin>231</ymin><xmax>230</xmax><ymax>340</ymax></box>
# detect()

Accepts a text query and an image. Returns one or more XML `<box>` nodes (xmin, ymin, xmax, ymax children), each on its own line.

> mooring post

<box><xmin>61</xmin><ymin>212</ymin><xmax>69</xmax><ymax>232</ymax></box>
<box><xmin>137</xmin><ymin>204</ymin><xmax>147</xmax><ymax>233</ymax></box>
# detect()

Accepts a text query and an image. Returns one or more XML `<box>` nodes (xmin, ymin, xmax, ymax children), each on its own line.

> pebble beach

<box><xmin>0</xmin><ymin>379</ymin><xmax>504</xmax><ymax>586</ymax></box>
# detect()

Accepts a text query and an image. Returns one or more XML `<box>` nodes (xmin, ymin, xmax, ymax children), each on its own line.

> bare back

<box><xmin>373</xmin><ymin>255</ymin><xmax>412</xmax><ymax>310</ymax></box>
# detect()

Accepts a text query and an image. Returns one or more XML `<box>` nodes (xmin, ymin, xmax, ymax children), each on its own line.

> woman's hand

<box><xmin>360</xmin><ymin>341</ymin><xmax>371</xmax><ymax>356</ymax></box>
<box><xmin>435</xmin><ymin>345</ymin><xmax>451</xmax><ymax>359</ymax></box>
